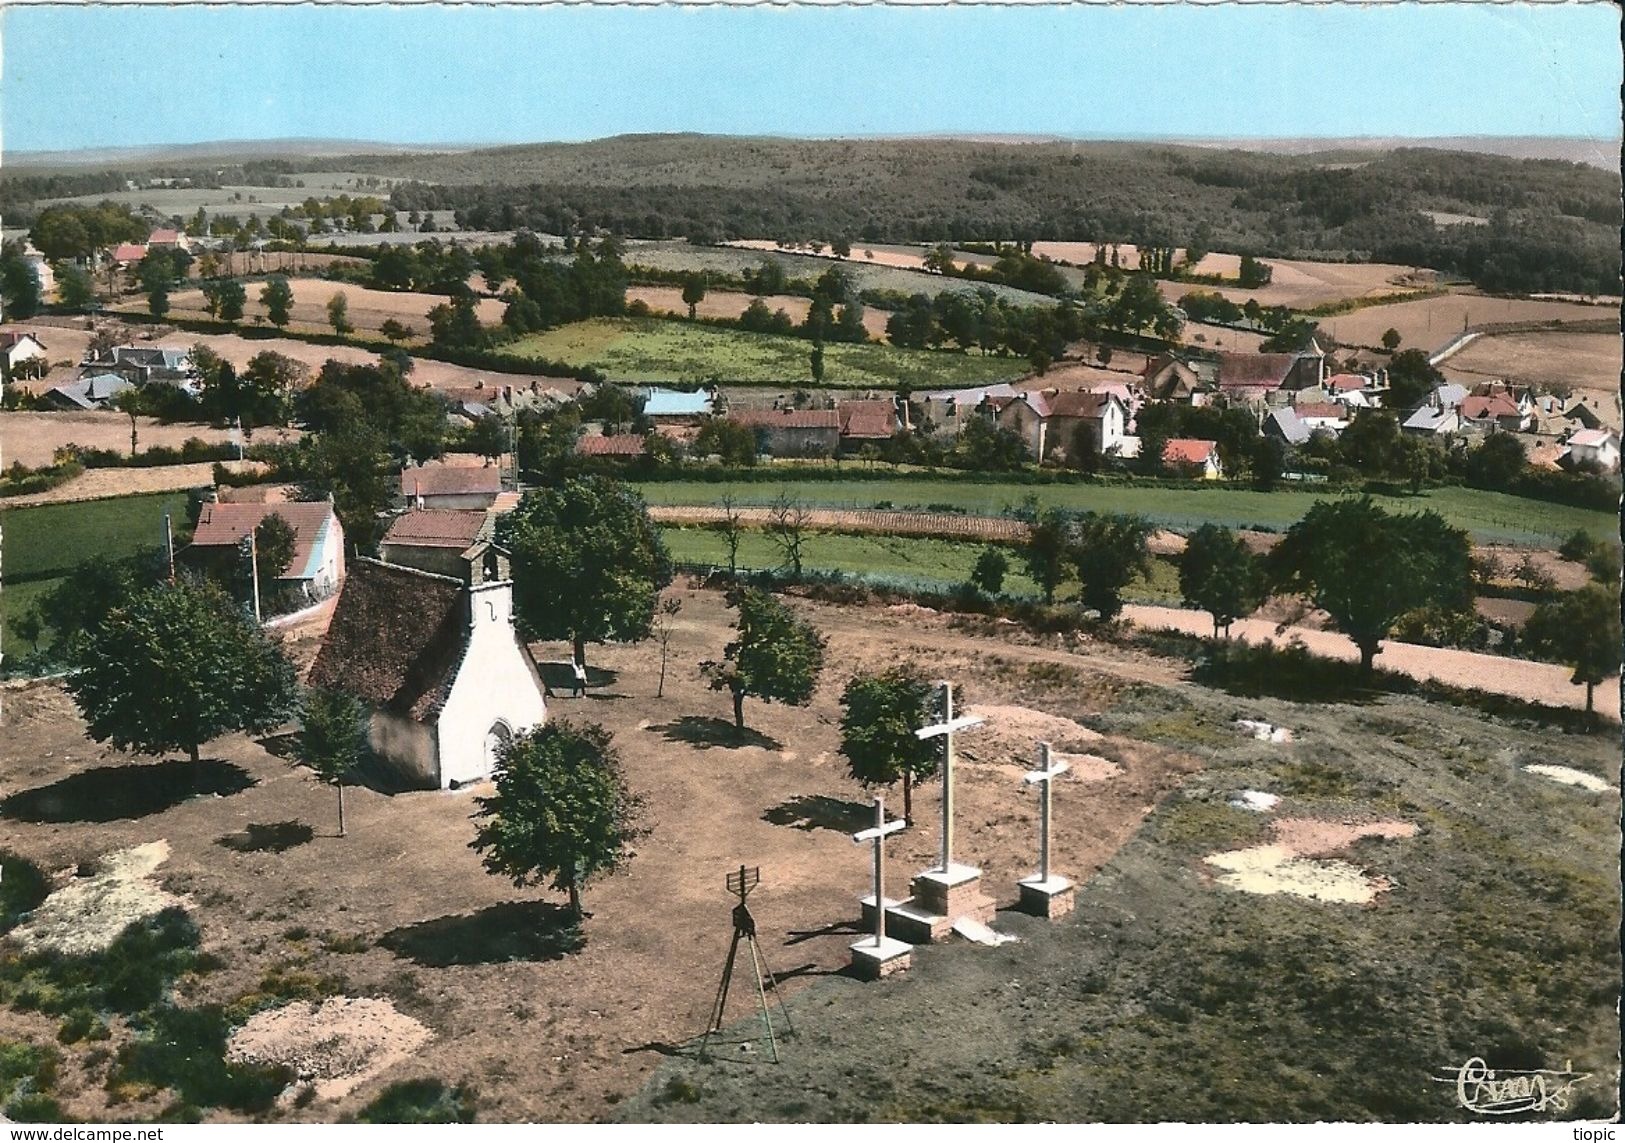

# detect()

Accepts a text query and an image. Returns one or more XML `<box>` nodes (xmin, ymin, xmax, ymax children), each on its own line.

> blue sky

<box><xmin>2</xmin><ymin>3</ymin><xmax>1620</xmax><ymax>152</ymax></box>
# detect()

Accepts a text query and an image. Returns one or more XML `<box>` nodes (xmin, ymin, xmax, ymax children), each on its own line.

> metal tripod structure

<box><xmin>700</xmin><ymin>865</ymin><xmax>794</xmax><ymax>1062</ymax></box>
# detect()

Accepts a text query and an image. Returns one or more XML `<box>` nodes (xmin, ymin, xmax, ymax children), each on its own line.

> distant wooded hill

<box><xmin>5</xmin><ymin>135</ymin><xmax>1620</xmax><ymax>295</ymax></box>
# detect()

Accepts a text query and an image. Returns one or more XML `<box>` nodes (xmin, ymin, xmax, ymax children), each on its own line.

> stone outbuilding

<box><xmin>307</xmin><ymin>558</ymin><xmax>547</xmax><ymax>790</ymax></box>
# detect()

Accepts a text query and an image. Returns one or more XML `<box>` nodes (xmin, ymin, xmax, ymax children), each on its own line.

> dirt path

<box><xmin>1125</xmin><ymin>604</ymin><xmax>1619</xmax><ymax>716</ymax></box>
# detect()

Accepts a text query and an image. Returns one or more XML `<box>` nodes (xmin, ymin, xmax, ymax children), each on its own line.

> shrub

<box><xmin>1557</xmin><ymin>530</ymin><xmax>1596</xmax><ymax>562</ymax></box>
<box><xmin>0</xmin><ymin>907</ymin><xmax>201</xmax><ymax>1017</ymax></box>
<box><xmin>356</xmin><ymin>1078</ymin><xmax>478</xmax><ymax>1123</ymax></box>
<box><xmin>113</xmin><ymin>1005</ymin><xmax>292</xmax><ymax>1114</ymax></box>
<box><xmin>0</xmin><ymin>850</ymin><xmax>49</xmax><ymax>933</ymax></box>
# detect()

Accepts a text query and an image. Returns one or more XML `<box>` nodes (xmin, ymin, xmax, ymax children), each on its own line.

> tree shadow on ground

<box><xmin>379</xmin><ymin>901</ymin><xmax>584</xmax><ymax>967</ymax></box>
<box><xmin>217</xmin><ymin>821</ymin><xmax>315</xmax><ymax>854</ymax></box>
<box><xmin>650</xmin><ymin>716</ymin><xmax>780</xmax><ymax>751</ymax></box>
<box><xmin>536</xmin><ymin>662</ymin><xmax>619</xmax><ymax>692</ymax></box>
<box><xmin>2</xmin><ymin>759</ymin><xmax>256</xmax><ymax>824</ymax></box>
<box><xmin>762</xmin><ymin>795</ymin><xmax>871</xmax><ymax>833</ymax></box>
<box><xmin>255</xmin><ymin>732</ymin><xmax>301</xmax><ymax>762</ymax></box>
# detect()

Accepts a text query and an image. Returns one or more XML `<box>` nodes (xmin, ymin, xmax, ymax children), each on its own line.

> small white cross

<box><xmin>852</xmin><ymin>797</ymin><xmax>905</xmax><ymax>948</ymax></box>
<box><xmin>1023</xmin><ymin>743</ymin><xmax>1068</xmax><ymax>883</ymax></box>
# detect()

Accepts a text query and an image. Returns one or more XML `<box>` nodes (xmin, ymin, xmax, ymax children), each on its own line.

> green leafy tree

<box><xmin>261</xmin><ymin>276</ymin><xmax>294</xmax><ymax>328</ymax></box>
<box><xmin>32</xmin><ymin>549</ymin><xmax>164</xmax><ymax>653</ymax></box>
<box><xmin>1381</xmin><ymin>328</ymin><xmax>1403</xmax><ymax>352</ymax></box>
<box><xmin>64</xmin><ymin>579</ymin><xmax>298</xmax><ymax>765</ymax></box>
<box><xmin>1268</xmin><ymin>497</ymin><xmax>1474</xmax><ymax>675</ymax></box>
<box><xmin>970</xmin><ymin>547</ymin><xmax>1009</xmax><ymax>596</ymax></box>
<box><xmin>296</xmin><ymin>420</ymin><xmax>393</xmax><ymax>554</ymax></box>
<box><xmin>1069</xmin><ymin>512</ymin><xmax>1153</xmax><ymax>620</ymax></box>
<box><xmin>701</xmin><ymin>587</ymin><xmax>825</xmax><ymax>729</ymax></box>
<box><xmin>469</xmin><ymin>413</ymin><xmax>507</xmax><ymax>466</ymax></box>
<box><xmin>251</xmin><ymin>513</ymin><xmax>297</xmax><ymax>603</ymax></box>
<box><xmin>809</xmin><ymin>341</ymin><xmax>825</xmax><ymax>384</ymax></box>
<box><xmin>0</xmin><ymin>246</ymin><xmax>43</xmax><ymax>319</ymax></box>
<box><xmin>57</xmin><ymin>263</ymin><xmax>96</xmax><ymax>310</ymax></box>
<box><xmin>1465</xmin><ymin>433</ymin><xmax>1526</xmax><ymax>491</ymax></box>
<box><xmin>1523</xmin><ymin>584</ymin><xmax>1622</xmax><ymax>718</ymax></box>
<box><xmin>297</xmin><ymin>688</ymin><xmax>367</xmax><ymax>836</ymax></box>
<box><xmin>681</xmin><ymin>274</ymin><xmax>707</xmax><ymax>320</ymax></box>
<box><xmin>470</xmin><ymin>721</ymin><xmax>643</xmax><ymax>920</ymax></box>
<box><xmin>216</xmin><ymin>279</ymin><xmax>247</xmax><ymax>324</ymax></box>
<box><xmin>1385</xmin><ymin>348</ymin><xmax>1443</xmax><ymax>412</ymax></box>
<box><xmin>380</xmin><ymin>318</ymin><xmax>414</xmax><ymax>343</ymax></box>
<box><xmin>693</xmin><ymin>418</ymin><xmax>757</xmax><ymax>466</ymax></box>
<box><xmin>1339</xmin><ymin>410</ymin><xmax>1403</xmax><ymax>476</ymax></box>
<box><xmin>1178</xmin><ymin>523</ymin><xmax>1264</xmax><ymax>638</ymax></box>
<box><xmin>326</xmin><ymin>292</ymin><xmax>353</xmax><ymax>336</ymax></box>
<box><xmin>839</xmin><ymin>667</ymin><xmax>939</xmax><ymax>823</ymax></box>
<box><xmin>1022</xmin><ymin>505</ymin><xmax>1072</xmax><ymax>604</ymax></box>
<box><xmin>498</xmin><ymin>476</ymin><xmax>672</xmax><ymax>671</ymax></box>
<box><xmin>1251</xmin><ymin>435</ymin><xmax>1287</xmax><ymax>491</ymax></box>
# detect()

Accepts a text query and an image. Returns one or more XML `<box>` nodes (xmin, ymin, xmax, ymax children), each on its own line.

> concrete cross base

<box><xmin>880</xmin><ymin>898</ymin><xmax>955</xmax><ymax>944</ymax></box>
<box><xmin>859</xmin><ymin>894</ymin><xmax>906</xmax><ymax>935</ymax></box>
<box><xmin>849</xmin><ymin>935</ymin><xmax>912</xmax><ymax>980</ymax></box>
<box><xmin>910</xmin><ymin>863</ymin><xmax>996</xmax><ymax>926</ymax></box>
<box><xmin>1017</xmin><ymin>874</ymin><xmax>1075</xmax><ymax>919</ymax></box>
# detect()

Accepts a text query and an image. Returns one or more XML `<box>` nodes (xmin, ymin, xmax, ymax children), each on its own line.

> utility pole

<box><xmin>248</xmin><ymin>526</ymin><xmax>262</xmax><ymax>624</ymax></box>
<box><xmin>163</xmin><ymin>513</ymin><xmax>175</xmax><ymax>583</ymax></box>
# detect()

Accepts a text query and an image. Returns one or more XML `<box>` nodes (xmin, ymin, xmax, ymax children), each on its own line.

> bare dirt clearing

<box><xmin>0</xmin><ymin>587</ymin><xmax>1198</xmax><ymax>1122</ymax></box>
<box><xmin>228</xmin><ymin>998</ymin><xmax>433</xmax><ymax>1102</ymax></box>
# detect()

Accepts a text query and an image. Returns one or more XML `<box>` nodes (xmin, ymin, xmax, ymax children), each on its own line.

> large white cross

<box><xmin>914</xmin><ymin>680</ymin><xmax>985</xmax><ymax>874</ymax></box>
<box><xmin>1023</xmin><ymin>741</ymin><xmax>1070</xmax><ymax>883</ymax></box>
<box><xmin>852</xmin><ymin>796</ymin><xmax>907</xmax><ymax>948</ymax></box>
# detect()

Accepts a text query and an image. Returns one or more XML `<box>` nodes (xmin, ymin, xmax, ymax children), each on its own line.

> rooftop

<box><xmin>190</xmin><ymin>500</ymin><xmax>336</xmax><ymax>580</ymax></box>
<box><xmin>382</xmin><ymin>509</ymin><xmax>489</xmax><ymax>550</ymax></box>
<box><xmin>400</xmin><ymin>461</ymin><xmax>503</xmax><ymax>497</ymax></box>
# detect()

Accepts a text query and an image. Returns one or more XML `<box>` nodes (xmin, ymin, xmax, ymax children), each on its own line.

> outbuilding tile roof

<box><xmin>190</xmin><ymin>500</ymin><xmax>335</xmax><ymax>580</ymax></box>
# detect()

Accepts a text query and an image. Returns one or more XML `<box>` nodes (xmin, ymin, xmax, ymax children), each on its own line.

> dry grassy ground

<box><xmin>1319</xmin><ymin>292</ymin><xmax>1616</xmax><ymax>355</ymax></box>
<box><xmin>1440</xmin><ymin>332</ymin><xmax>1624</xmax><ymax>426</ymax></box>
<box><xmin>0</xmin><ymin>412</ymin><xmax>299</xmax><ymax>471</ymax></box>
<box><xmin>625</xmin><ymin>286</ymin><xmax>892</xmax><ymax>340</ymax></box>
<box><xmin>161</xmin><ymin>280</ymin><xmax>507</xmax><ymax>338</ymax></box>
<box><xmin>0</xmin><ymin>587</ymin><xmax>1198</xmax><ymax>1123</ymax></box>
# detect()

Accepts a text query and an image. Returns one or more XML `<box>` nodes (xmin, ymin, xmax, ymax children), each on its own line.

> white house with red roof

<box><xmin>110</xmin><ymin>242</ymin><xmax>148</xmax><ymax>266</ymax></box>
<box><xmin>187</xmin><ymin>500</ymin><xmax>346</xmax><ymax>600</ymax></box>
<box><xmin>1162</xmin><ymin>438</ymin><xmax>1223</xmax><ymax>480</ymax></box>
<box><xmin>147</xmin><ymin>228</ymin><xmax>189</xmax><ymax>251</ymax></box>
<box><xmin>1559</xmin><ymin>428</ymin><xmax>1620</xmax><ymax>473</ymax></box>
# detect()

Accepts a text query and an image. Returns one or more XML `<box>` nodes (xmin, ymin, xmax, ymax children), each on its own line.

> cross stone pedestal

<box><xmin>1017</xmin><ymin>874</ymin><xmax>1075</xmax><ymax>919</ymax></box>
<box><xmin>848</xmin><ymin>935</ymin><xmax>912</xmax><ymax>980</ymax></box>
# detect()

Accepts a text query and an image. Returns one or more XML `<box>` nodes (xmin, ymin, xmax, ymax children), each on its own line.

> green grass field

<box><xmin>658</xmin><ymin>525</ymin><xmax>1182</xmax><ymax>604</ymax></box>
<box><xmin>2</xmin><ymin>492</ymin><xmax>190</xmax><ymax>658</ymax></box>
<box><xmin>504</xmin><ymin>317</ymin><xmax>1029</xmax><ymax>388</ymax></box>
<box><xmin>638</xmin><ymin>479</ymin><xmax>1616</xmax><ymax>547</ymax></box>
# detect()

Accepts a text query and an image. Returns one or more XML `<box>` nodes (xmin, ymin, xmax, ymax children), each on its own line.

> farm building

<box><xmin>1402</xmin><ymin>405</ymin><xmax>1461</xmax><ymax>437</ymax></box>
<box><xmin>86</xmin><ymin>345</ymin><xmax>195</xmax><ymax>386</ymax></box>
<box><xmin>188</xmin><ymin>500</ymin><xmax>347</xmax><ymax>600</ymax></box>
<box><xmin>379</xmin><ymin>509</ymin><xmax>496</xmax><ymax>580</ymax></box>
<box><xmin>1162</xmin><ymin>438</ymin><xmax>1223</xmax><ymax>480</ymax></box>
<box><xmin>1558</xmin><ymin>428</ymin><xmax>1621</xmax><ymax>473</ymax></box>
<box><xmin>728</xmin><ymin>408</ymin><xmax>841</xmax><ymax>457</ymax></box>
<box><xmin>642</xmin><ymin>386</ymin><xmax>716</xmax><ymax>423</ymax></box>
<box><xmin>837</xmin><ymin>399</ymin><xmax>901</xmax><ymax>451</ymax></box>
<box><xmin>308</xmin><ymin>559</ymin><xmax>548</xmax><ymax>790</ymax></box>
<box><xmin>110</xmin><ymin>243</ymin><xmax>148</xmax><ymax>266</ymax></box>
<box><xmin>1216</xmin><ymin>351</ymin><xmax>1324</xmax><ymax>402</ymax></box>
<box><xmin>1</xmin><ymin>332</ymin><xmax>50</xmax><ymax>379</ymax></box>
<box><xmin>1459</xmin><ymin>394</ymin><xmax>1530</xmax><ymax>434</ymax></box>
<box><xmin>575</xmin><ymin>433</ymin><xmax>648</xmax><ymax>460</ymax></box>
<box><xmin>39</xmin><ymin>372</ymin><xmax>134</xmax><ymax>411</ymax></box>
<box><xmin>400</xmin><ymin>461</ymin><xmax>503</xmax><ymax>509</ymax></box>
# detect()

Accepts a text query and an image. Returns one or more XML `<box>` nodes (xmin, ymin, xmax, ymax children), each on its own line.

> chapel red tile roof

<box><xmin>1218</xmin><ymin>353</ymin><xmax>1297</xmax><ymax>389</ymax></box>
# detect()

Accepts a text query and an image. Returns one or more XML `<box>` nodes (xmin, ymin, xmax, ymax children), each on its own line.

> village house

<box><xmin>1458</xmin><ymin>393</ymin><xmax>1530</xmax><ymax>434</ymax></box>
<box><xmin>1561</xmin><ymin>395</ymin><xmax>1605</xmax><ymax>431</ymax></box>
<box><xmin>1162</xmin><ymin>438</ymin><xmax>1223</xmax><ymax>480</ymax></box>
<box><xmin>400</xmin><ymin>460</ymin><xmax>503</xmax><ymax>509</ymax></box>
<box><xmin>307</xmin><ymin>558</ymin><xmax>548</xmax><ymax>790</ymax></box>
<box><xmin>728</xmin><ymin>408</ymin><xmax>841</xmax><ymax>458</ymax></box>
<box><xmin>914</xmin><ymin>383</ymin><xmax>1017</xmax><ymax>436</ymax></box>
<box><xmin>379</xmin><ymin>508</ymin><xmax>496</xmax><ymax>580</ymax></box>
<box><xmin>147</xmin><ymin>227</ymin><xmax>190</xmax><ymax>252</ymax></box>
<box><xmin>110</xmin><ymin>243</ymin><xmax>148</xmax><ymax>266</ymax></box>
<box><xmin>1142</xmin><ymin>353</ymin><xmax>1216</xmax><ymax>404</ymax></box>
<box><xmin>1263</xmin><ymin>406</ymin><xmax>1312</xmax><ymax>447</ymax></box>
<box><xmin>39</xmin><ymin>372</ymin><xmax>134</xmax><ymax>411</ymax></box>
<box><xmin>994</xmin><ymin>389</ymin><xmax>1129</xmax><ymax>463</ymax></box>
<box><xmin>187</xmin><ymin>499</ymin><xmax>347</xmax><ymax>601</ymax></box>
<box><xmin>0</xmin><ymin>332</ymin><xmax>50</xmax><ymax>380</ymax></box>
<box><xmin>1558</xmin><ymin>428</ymin><xmax>1621</xmax><ymax>473</ymax></box>
<box><xmin>1291</xmin><ymin>400</ymin><xmax>1350</xmax><ymax>434</ymax></box>
<box><xmin>85</xmin><ymin>345</ymin><xmax>196</xmax><ymax>387</ymax></box>
<box><xmin>1401</xmin><ymin>404</ymin><xmax>1462</xmax><ymax>438</ymax></box>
